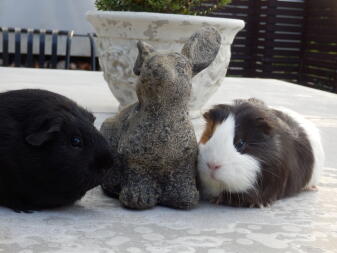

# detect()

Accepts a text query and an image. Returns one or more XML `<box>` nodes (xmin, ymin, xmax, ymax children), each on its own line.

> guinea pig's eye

<box><xmin>235</xmin><ymin>139</ymin><xmax>247</xmax><ymax>153</ymax></box>
<box><xmin>71</xmin><ymin>136</ymin><xmax>83</xmax><ymax>148</ymax></box>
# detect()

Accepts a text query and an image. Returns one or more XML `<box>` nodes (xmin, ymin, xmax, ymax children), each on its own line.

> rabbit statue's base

<box><xmin>101</xmin><ymin>27</ymin><xmax>222</xmax><ymax>210</ymax></box>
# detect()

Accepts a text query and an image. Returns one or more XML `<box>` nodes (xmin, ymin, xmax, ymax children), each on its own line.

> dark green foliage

<box><xmin>95</xmin><ymin>0</ymin><xmax>231</xmax><ymax>15</ymax></box>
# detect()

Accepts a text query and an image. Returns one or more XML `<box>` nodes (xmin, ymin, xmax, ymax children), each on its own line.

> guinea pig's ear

<box><xmin>133</xmin><ymin>40</ymin><xmax>156</xmax><ymax>76</ymax></box>
<box><xmin>247</xmin><ymin>98</ymin><xmax>265</xmax><ymax>106</ymax></box>
<box><xmin>25</xmin><ymin>118</ymin><xmax>62</xmax><ymax>146</ymax></box>
<box><xmin>181</xmin><ymin>26</ymin><xmax>221</xmax><ymax>76</ymax></box>
<box><xmin>87</xmin><ymin>112</ymin><xmax>96</xmax><ymax>124</ymax></box>
<box><xmin>203</xmin><ymin>104</ymin><xmax>231</xmax><ymax>123</ymax></box>
<box><xmin>234</xmin><ymin>98</ymin><xmax>266</xmax><ymax>106</ymax></box>
<box><xmin>203</xmin><ymin>111</ymin><xmax>211</xmax><ymax>121</ymax></box>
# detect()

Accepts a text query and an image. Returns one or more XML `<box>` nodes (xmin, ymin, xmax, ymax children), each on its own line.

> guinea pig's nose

<box><xmin>207</xmin><ymin>162</ymin><xmax>221</xmax><ymax>171</ymax></box>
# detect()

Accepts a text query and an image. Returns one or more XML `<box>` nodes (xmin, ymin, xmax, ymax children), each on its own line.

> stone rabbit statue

<box><xmin>100</xmin><ymin>27</ymin><xmax>221</xmax><ymax>209</ymax></box>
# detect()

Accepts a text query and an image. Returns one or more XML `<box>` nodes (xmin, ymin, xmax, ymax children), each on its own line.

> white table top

<box><xmin>0</xmin><ymin>67</ymin><xmax>337</xmax><ymax>253</ymax></box>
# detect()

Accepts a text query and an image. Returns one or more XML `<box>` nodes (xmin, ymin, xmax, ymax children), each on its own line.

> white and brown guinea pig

<box><xmin>198</xmin><ymin>98</ymin><xmax>324</xmax><ymax>207</ymax></box>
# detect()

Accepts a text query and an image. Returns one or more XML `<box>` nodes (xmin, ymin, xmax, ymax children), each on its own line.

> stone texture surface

<box><xmin>86</xmin><ymin>11</ymin><xmax>244</xmax><ymax>117</ymax></box>
<box><xmin>1</xmin><ymin>67</ymin><xmax>337</xmax><ymax>252</ymax></box>
<box><xmin>100</xmin><ymin>28</ymin><xmax>221</xmax><ymax>210</ymax></box>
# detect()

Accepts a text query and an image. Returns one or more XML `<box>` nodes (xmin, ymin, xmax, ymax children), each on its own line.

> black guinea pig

<box><xmin>0</xmin><ymin>89</ymin><xmax>114</xmax><ymax>212</ymax></box>
<box><xmin>198</xmin><ymin>98</ymin><xmax>324</xmax><ymax>207</ymax></box>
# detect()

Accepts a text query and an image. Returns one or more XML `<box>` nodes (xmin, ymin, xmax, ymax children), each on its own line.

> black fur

<box><xmin>0</xmin><ymin>89</ymin><xmax>113</xmax><ymax>212</ymax></box>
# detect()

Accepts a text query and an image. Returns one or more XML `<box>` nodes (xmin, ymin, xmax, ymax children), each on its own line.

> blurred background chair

<box><xmin>0</xmin><ymin>27</ymin><xmax>97</xmax><ymax>70</ymax></box>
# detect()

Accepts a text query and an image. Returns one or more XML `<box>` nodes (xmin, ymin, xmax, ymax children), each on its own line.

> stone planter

<box><xmin>86</xmin><ymin>11</ymin><xmax>244</xmax><ymax>118</ymax></box>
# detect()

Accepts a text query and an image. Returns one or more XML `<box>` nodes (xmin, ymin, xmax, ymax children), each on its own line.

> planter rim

<box><xmin>86</xmin><ymin>10</ymin><xmax>245</xmax><ymax>29</ymax></box>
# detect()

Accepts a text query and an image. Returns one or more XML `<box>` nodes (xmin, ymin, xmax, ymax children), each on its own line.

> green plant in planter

<box><xmin>95</xmin><ymin>0</ymin><xmax>231</xmax><ymax>15</ymax></box>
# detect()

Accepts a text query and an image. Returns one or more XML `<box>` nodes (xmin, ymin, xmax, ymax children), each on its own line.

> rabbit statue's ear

<box><xmin>181</xmin><ymin>27</ymin><xmax>222</xmax><ymax>76</ymax></box>
<box><xmin>133</xmin><ymin>40</ymin><xmax>156</xmax><ymax>76</ymax></box>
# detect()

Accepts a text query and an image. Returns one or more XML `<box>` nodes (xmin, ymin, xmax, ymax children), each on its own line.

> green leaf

<box><xmin>95</xmin><ymin>0</ymin><xmax>231</xmax><ymax>14</ymax></box>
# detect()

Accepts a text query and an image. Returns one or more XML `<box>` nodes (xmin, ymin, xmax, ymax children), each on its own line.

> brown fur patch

<box><xmin>200</xmin><ymin>119</ymin><xmax>218</xmax><ymax>144</ymax></box>
<box><xmin>199</xmin><ymin>105</ymin><xmax>231</xmax><ymax>144</ymax></box>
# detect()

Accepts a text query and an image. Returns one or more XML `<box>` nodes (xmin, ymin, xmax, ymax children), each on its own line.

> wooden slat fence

<box><xmin>205</xmin><ymin>0</ymin><xmax>337</xmax><ymax>92</ymax></box>
<box><xmin>299</xmin><ymin>0</ymin><xmax>337</xmax><ymax>92</ymax></box>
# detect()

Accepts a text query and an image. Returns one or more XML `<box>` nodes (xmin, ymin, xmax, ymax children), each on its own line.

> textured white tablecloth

<box><xmin>0</xmin><ymin>67</ymin><xmax>337</xmax><ymax>253</ymax></box>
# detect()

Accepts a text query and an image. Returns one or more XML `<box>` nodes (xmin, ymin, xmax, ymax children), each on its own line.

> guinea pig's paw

<box><xmin>248</xmin><ymin>201</ymin><xmax>272</xmax><ymax>209</ymax></box>
<box><xmin>260</xmin><ymin>202</ymin><xmax>272</xmax><ymax>208</ymax></box>
<box><xmin>10</xmin><ymin>204</ymin><xmax>38</xmax><ymax>213</ymax></box>
<box><xmin>209</xmin><ymin>192</ymin><xmax>245</xmax><ymax>207</ymax></box>
<box><xmin>209</xmin><ymin>192</ymin><xmax>233</xmax><ymax>206</ymax></box>
<box><xmin>303</xmin><ymin>185</ymin><xmax>319</xmax><ymax>192</ymax></box>
<box><xmin>210</xmin><ymin>194</ymin><xmax>226</xmax><ymax>205</ymax></box>
<box><xmin>14</xmin><ymin>208</ymin><xmax>35</xmax><ymax>214</ymax></box>
<box><xmin>119</xmin><ymin>184</ymin><xmax>160</xmax><ymax>210</ymax></box>
<box><xmin>5</xmin><ymin>200</ymin><xmax>36</xmax><ymax>213</ymax></box>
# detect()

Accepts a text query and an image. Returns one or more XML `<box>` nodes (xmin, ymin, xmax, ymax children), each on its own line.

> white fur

<box><xmin>274</xmin><ymin>107</ymin><xmax>325</xmax><ymax>188</ymax></box>
<box><xmin>198</xmin><ymin>114</ymin><xmax>260</xmax><ymax>199</ymax></box>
